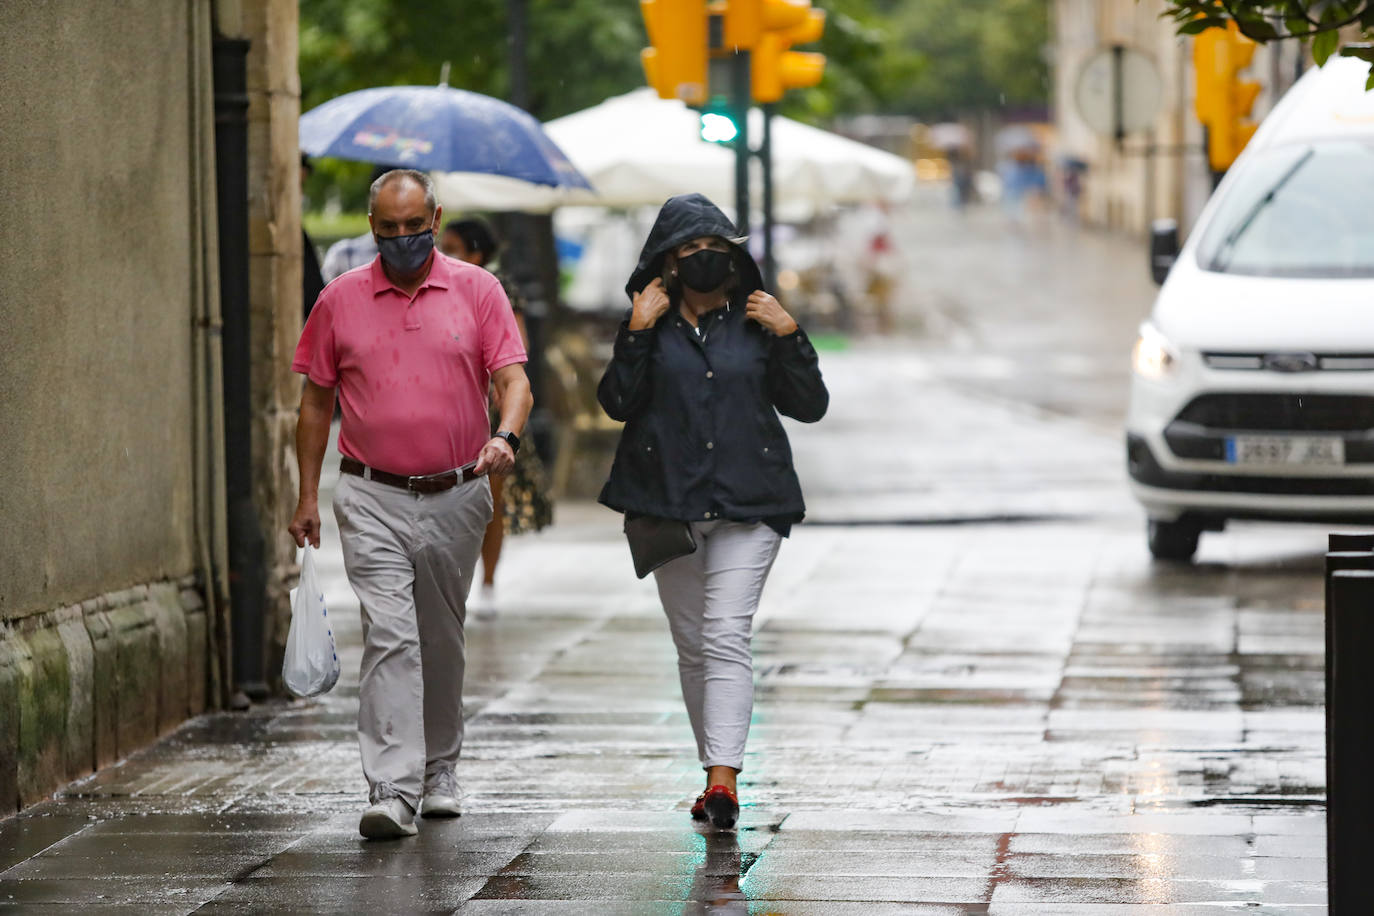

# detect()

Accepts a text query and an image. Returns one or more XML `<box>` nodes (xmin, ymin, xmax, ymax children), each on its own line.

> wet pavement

<box><xmin>0</xmin><ymin>197</ymin><xmax>1330</xmax><ymax>912</ymax></box>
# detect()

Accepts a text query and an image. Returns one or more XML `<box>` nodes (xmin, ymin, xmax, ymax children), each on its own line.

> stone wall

<box><xmin>0</xmin><ymin>584</ymin><xmax>207</xmax><ymax>808</ymax></box>
<box><xmin>0</xmin><ymin>1</ymin><xmax>201</xmax><ymax>615</ymax></box>
<box><xmin>0</xmin><ymin>1</ymin><xmax>219</xmax><ymax>813</ymax></box>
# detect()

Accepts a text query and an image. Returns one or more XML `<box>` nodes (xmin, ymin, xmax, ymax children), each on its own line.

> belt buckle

<box><xmin>406</xmin><ymin>469</ymin><xmax>452</xmax><ymax>493</ymax></box>
<box><xmin>406</xmin><ymin>473</ymin><xmax>437</xmax><ymax>493</ymax></box>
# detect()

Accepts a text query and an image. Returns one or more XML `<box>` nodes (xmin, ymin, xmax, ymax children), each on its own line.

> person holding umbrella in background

<box><xmin>597</xmin><ymin>193</ymin><xmax>828</xmax><ymax>830</ymax></box>
<box><xmin>299</xmin><ymin>154</ymin><xmax>326</xmax><ymax>321</ymax></box>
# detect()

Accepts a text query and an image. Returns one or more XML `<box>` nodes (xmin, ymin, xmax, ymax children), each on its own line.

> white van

<box><xmin>1126</xmin><ymin>57</ymin><xmax>1374</xmax><ymax>561</ymax></box>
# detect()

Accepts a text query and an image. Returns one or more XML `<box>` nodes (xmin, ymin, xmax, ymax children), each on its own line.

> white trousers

<box><xmin>652</xmin><ymin>520</ymin><xmax>782</xmax><ymax>771</ymax></box>
<box><xmin>332</xmin><ymin>472</ymin><xmax>491</xmax><ymax>810</ymax></box>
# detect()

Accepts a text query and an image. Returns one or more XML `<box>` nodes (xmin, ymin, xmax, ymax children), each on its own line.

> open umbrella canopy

<box><xmin>299</xmin><ymin>85</ymin><xmax>592</xmax><ymax>190</ymax></box>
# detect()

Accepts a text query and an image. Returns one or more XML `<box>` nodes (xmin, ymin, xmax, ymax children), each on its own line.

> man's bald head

<box><xmin>368</xmin><ymin>169</ymin><xmax>436</xmax><ymax>216</ymax></box>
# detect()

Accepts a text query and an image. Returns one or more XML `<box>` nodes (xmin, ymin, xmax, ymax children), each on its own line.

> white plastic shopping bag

<box><xmin>283</xmin><ymin>544</ymin><xmax>340</xmax><ymax>697</ymax></box>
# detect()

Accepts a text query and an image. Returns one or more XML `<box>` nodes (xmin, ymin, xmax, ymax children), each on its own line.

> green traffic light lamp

<box><xmin>700</xmin><ymin>111</ymin><xmax>738</xmax><ymax>143</ymax></box>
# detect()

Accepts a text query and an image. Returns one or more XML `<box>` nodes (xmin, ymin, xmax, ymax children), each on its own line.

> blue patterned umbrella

<box><xmin>299</xmin><ymin>84</ymin><xmax>593</xmax><ymax>190</ymax></box>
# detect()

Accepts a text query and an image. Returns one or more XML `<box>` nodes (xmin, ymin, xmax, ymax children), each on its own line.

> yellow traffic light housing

<box><xmin>640</xmin><ymin>0</ymin><xmax>709</xmax><ymax>106</ymax></box>
<box><xmin>641</xmin><ymin>0</ymin><xmax>826</xmax><ymax>107</ymax></box>
<box><xmin>715</xmin><ymin>0</ymin><xmax>760</xmax><ymax>50</ymax></box>
<box><xmin>1193</xmin><ymin>21</ymin><xmax>1261</xmax><ymax>171</ymax></box>
<box><xmin>750</xmin><ymin>0</ymin><xmax>826</xmax><ymax>104</ymax></box>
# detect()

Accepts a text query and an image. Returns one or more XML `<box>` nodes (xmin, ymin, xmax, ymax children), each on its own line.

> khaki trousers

<box><xmin>332</xmin><ymin>472</ymin><xmax>492</xmax><ymax>810</ymax></box>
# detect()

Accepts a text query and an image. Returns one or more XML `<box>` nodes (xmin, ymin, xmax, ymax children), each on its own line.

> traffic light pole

<box><xmin>731</xmin><ymin>51</ymin><xmax>751</xmax><ymax>238</ymax></box>
<box><xmin>760</xmin><ymin>103</ymin><xmax>775</xmax><ymax>292</ymax></box>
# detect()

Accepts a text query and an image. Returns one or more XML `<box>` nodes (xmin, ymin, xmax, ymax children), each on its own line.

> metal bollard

<box><xmin>1329</xmin><ymin>533</ymin><xmax>1374</xmax><ymax>552</ymax></box>
<box><xmin>1326</xmin><ymin>567</ymin><xmax>1374</xmax><ymax>910</ymax></box>
<box><xmin>1323</xmin><ymin>533</ymin><xmax>1374</xmax><ymax>904</ymax></box>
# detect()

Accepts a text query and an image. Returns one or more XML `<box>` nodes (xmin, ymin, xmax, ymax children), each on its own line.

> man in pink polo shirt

<box><xmin>288</xmin><ymin>169</ymin><xmax>532</xmax><ymax>840</ymax></box>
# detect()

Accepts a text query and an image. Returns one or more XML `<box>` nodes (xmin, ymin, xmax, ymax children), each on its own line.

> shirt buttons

<box><xmin>627</xmin><ymin>334</ymin><xmax>636</xmax><ymax>342</ymax></box>
<box><xmin>703</xmin><ymin>511</ymin><xmax>712</xmax><ymax>519</ymax></box>
<box><xmin>706</xmin><ymin>371</ymin><xmax>714</xmax><ymax>379</ymax></box>
<box><xmin>706</xmin><ymin>441</ymin><xmax>714</xmax><ymax>449</ymax></box>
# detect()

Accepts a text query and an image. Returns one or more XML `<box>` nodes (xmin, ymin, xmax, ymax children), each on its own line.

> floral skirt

<box><xmin>502</xmin><ymin>438</ymin><xmax>553</xmax><ymax>535</ymax></box>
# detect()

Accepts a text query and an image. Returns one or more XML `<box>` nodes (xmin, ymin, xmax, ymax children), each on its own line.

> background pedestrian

<box><xmin>440</xmin><ymin>217</ymin><xmax>554</xmax><ymax>618</ymax></box>
<box><xmin>597</xmin><ymin>193</ymin><xmax>828</xmax><ymax>830</ymax></box>
<box><xmin>289</xmin><ymin>169</ymin><xmax>532</xmax><ymax>839</ymax></box>
<box><xmin>320</xmin><ymin>164</ymin><xmax>401</xmax><ymax>283</ymax></box>
<box><xmin>300</xmin><ymin>154</ymin><xmax>325</xmax><ymax>322</ymax></box>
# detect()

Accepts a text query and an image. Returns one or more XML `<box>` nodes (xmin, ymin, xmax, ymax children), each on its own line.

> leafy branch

<box><xmin>1162</xmin><ymin>0</ymin><xmax>1374</xmax><ymax>81</ymax></box>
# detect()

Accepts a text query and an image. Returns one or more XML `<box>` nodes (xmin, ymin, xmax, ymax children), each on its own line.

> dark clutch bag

<box><xmin>623</xmin><ymin>515</ymin><xmax>698</xmax><ymax>579</ymax></box>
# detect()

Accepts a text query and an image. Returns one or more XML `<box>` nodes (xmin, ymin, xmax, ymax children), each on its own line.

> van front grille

<box><xmin>1173</xmin><ymin>393</ymin><xmax>1374</xmax><ymax>432</ymax></box>
<box><xmin>1203</xmin><ymin>352</ymin><xmax>1374</xmax><ymax>372</ymax></box>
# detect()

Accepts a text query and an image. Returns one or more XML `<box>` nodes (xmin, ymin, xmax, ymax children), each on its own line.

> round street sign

<box><xmin>1075</xmin><ymin>45</ymin><xmax>1163</xmax><ymax>138</ymax></box>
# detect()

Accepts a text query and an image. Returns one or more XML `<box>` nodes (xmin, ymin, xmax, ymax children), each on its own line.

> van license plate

<box><xmin>1225</xmin><ymin>435</ymin><xmax>1345</xmax><ymax>467</ymax></box>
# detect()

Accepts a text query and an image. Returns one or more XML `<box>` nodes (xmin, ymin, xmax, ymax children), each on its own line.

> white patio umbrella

<box><xmin>430</xmin><ymin>171</ymin><xmax>597</xmax><ymax>213</ymax></box>
<box><xmin>760</xmin><ymin>108</ymin><xmax>915</xmax><ymax>209</ymax></box>
<box><xmin>432</xmin><ymin>89</ymin><xmax>914</xmax><ymax>214</ymax></box>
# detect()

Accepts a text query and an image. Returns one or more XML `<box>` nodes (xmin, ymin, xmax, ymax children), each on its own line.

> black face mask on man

<box><xmin>376</xmin><ymin>227</ymin><xmax>435</xmax><ymax>275</ymax></box>
<box><xmin>677</xmin><ymin>248</ymin><xmax>733</xmax><ymax>293</ymax></box>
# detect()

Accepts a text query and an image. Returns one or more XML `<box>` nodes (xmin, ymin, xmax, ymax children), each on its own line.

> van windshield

<box><xmin>1197</xmin><ymin>141</ymin><xmax>1374</xmax><ymax>277</ymax></box>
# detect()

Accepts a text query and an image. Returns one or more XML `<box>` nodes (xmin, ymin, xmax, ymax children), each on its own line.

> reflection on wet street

<box><xmin>0</xmin><ymin>198</ymin><xmax>1328</xmax><ymax>911</ymax></box>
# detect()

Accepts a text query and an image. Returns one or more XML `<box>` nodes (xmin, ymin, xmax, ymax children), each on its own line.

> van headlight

<box><xmin>1132</xmin><ymin>324</ymin><xmax>1177</xmax><ymax>379</ymax></box>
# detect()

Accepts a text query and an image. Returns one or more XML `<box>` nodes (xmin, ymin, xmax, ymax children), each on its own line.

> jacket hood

<box><xmin>624</xmin><ymin>193</ymin><xmax>763</xmax><ymax>302</ymax></box>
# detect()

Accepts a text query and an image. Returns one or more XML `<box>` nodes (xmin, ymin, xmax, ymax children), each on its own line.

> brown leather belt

<box><xmin>340</xmin><ymin>457</ymin><xmax>481</xmax><ymax>494</ymax></box>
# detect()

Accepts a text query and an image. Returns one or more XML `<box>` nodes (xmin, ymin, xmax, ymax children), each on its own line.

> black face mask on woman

<box><xmin>677</xmin><ymin>249</ymin><xmax>733</xmax><ymax>293</ymax></box>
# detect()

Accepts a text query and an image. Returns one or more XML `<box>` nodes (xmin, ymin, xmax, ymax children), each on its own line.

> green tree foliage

<box><xmin>880</xmin><ymin>0</ymin><xmax>1050</xmax><ymax>118</ymax></box>
<box><xmin>1163</xmin><ymin>1</ymin><xmax>1374</xmax><ymax>87</ymax></box>
<box><xmin>297</xmin><ymin>1</ymin><xmax>1046</xmax><ymax>209</ymax></box>
<box><xmin>778</xmin><ymin>0</ymin><xmax>924</xmax><ymax>119</ymax></box>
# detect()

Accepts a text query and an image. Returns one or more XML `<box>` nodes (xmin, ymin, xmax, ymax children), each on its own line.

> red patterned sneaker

<box><xmin>700</xmin><ymin>785</ymin><xmax>739</xmax><ymax>830</ymax></box>
<box><xmin>690</xmin><ymin>791</ymin><xmax>708</xmax><ymax>821</ymax></box>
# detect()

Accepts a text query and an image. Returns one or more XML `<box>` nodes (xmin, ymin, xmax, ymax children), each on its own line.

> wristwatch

<box><xmin>493</xmin><ymin>430</ymin><xmax>521</xmax><ymax>453</ymax></box>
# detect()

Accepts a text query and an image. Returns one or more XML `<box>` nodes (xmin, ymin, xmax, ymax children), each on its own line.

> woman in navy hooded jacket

<box><xmin>598</xmin><ymin>194</ymin><xmax>828</xmax><ymax>830</ymax></box>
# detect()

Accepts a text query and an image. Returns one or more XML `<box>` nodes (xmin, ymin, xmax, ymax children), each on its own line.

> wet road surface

<box><xmin>0</xmin><ymin>198</ymin><xmax>1329</xmax><ymax>912</ymax></box>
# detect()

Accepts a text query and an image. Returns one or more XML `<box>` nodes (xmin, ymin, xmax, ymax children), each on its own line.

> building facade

<box><xmin>1053</xmin><ymin>0</ymin><xmax>1304</xmax><ymax>237</ymax></box>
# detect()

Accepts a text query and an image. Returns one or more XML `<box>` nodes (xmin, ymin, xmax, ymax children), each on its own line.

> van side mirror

<box><xmin>1150</xmin><ymin>219</ymin><xmax>1179</xmax><ymax>285</ymax></box>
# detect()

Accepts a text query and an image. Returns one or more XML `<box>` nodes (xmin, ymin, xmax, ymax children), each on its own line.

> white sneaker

<box><xmin>421</xmin><ymin>771</ymin><xmax>462</xmax><ymax>818</ymax></box>
<box><xmin>473</xmin><ymin>584</ymin><xmax>497</xmax><ymax>620</ymax></box>
<box><xmin>358</xmin><ymin>798</ymin><xmax>417</xmax><ymax>839</ymax></box>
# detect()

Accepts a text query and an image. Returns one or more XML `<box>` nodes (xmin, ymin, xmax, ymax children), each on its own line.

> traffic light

<box><xmin>639</xmin><ymin>0</ymin><xmax>825</xmax><ymax>109</ymax></box>
<box><xmin>750</xmin><ymin>0</ymin><xmax>826</xmax><ymax>104</ymax></box>
<box><xmin>1194</xmin><ymin>21</ymin><xmax>1261</xmax><ymax>171</ymax></box>
<box><xmin>699</xmin><ymin>103</ymin><xmax>740</xmax><ymax>143</ymax></box>
<box><xmin>640</xmin><ymin>0</ymin><xmax>708</xmax><ymax>106</ymax></box>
